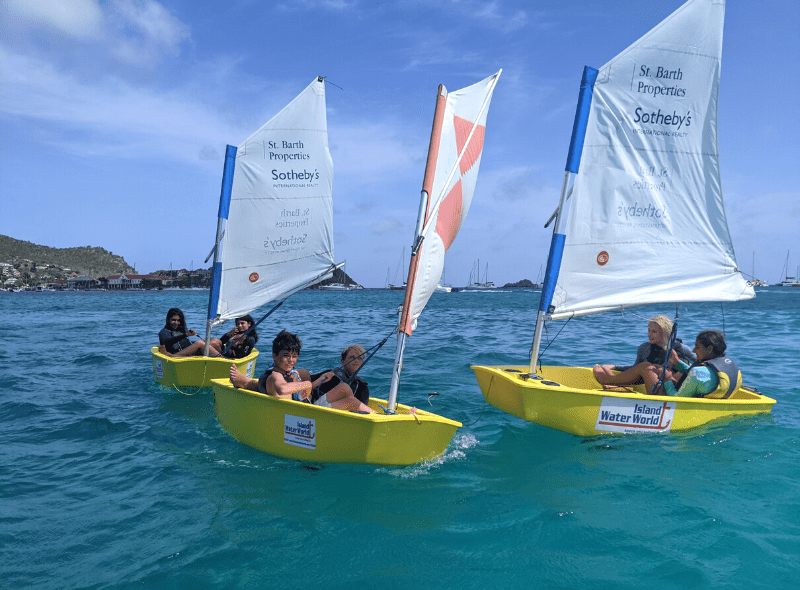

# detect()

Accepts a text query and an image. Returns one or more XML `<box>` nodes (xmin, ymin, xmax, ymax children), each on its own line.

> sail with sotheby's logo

<box><xmin>549</xmin><ymin>0</ymin><xmax>753</xmax><ymax>319</ymax></box>
<box><xmin>400</xmin><ymin>71</ymin><xmax>501</xmax><ymax>335</ymax></box>
<box><xmin>209</xmin><ymin>78</ymin><xmax>336</xmax><ymax>324</ymax></box>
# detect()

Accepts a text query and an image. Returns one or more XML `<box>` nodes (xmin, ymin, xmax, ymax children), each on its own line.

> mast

<box><xmin>388</xmin><ymin>84</ymin><xmax>448</xmax><ymax>410</ymax></box>
<box><xmin>204</xmin><ymin>145</ymin><xmax>237</xmax><ymax>356</ymax></box>
<box><xmin>529</xmin><ymin>66</ymin><xmax>598</xmax><ymax>373</ymax></box>
<box><xmin>388</xmin><ymin>71</ymin><xmax>501</xmax><ymax>410</ymax></box>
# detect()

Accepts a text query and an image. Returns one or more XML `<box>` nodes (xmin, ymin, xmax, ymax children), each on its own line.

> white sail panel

<box><xmin>216</xmin><ymin>78</ymin><xmax>334</xmax><ymax>321</ymax></box>
<box><xmin>551</xmin><ymin>0</ymin><xmax>753</xmax><ymax>319</ymax></box>
<box><xmin>402</xmin><ymin>72</ymin><xmax>500</xmax><ymax>334</ymax></box>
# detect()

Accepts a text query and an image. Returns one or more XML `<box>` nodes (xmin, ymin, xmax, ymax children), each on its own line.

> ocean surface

<box><xmin>2</xmin><ymin>288</ymin><xmax>799</xmax><ymax>589</ymax></box>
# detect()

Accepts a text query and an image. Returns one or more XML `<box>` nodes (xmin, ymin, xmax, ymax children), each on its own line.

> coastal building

<box><xmin>66</xmin><ymin>275</ymin><xmax>97</xmax><ymax>290</ymax></box>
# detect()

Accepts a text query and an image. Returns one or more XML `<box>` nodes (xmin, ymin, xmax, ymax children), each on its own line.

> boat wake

<box><xmin>378</xmin><ymin>432</ymin><xmax>479</xmax><ymax>478</ymax></box>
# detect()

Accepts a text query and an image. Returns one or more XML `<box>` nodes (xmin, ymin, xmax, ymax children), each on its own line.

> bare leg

<box><xmin>593</xmin><ymin>364</ymin><xmax>639</xmax><ymax>385</ymax></box>
<box><xmin>321</xmin><ymin>383</ymin><xmax>376</xmax><ymax>413</ymax></box>
<box><xmin>642</xmin><ymin>365</ymin><xmax>674</xmax><ymax>395</ymax></box>
<box><xmin>593</xmin><ymin>363</ymin><xmax>660</xmax><ymax>386</ymax></box>
<box><xmin>162</xmin><ymin>340</ymin><xmax>221</xmax><ymax>357</ymax></box>
<box><xmin>592</xmin><ymin>364</ymin><xmax>617</xmax><ymax>384</ymax></box>
<box><xmin>594</xmin><ymin>361</ymin><xmax>674</xmax><ymax>394</ymax></box>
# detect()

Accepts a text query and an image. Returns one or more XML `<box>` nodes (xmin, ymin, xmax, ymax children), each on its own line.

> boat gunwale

<box><xmin>151</xmin><ymin>346</ymin><xmax>259</xmax><ymax>365</ymax></box>
<box><xmin>211</xmin><ymin>378</ymin><xmax>463</xmax><ymax>427</ymax></box>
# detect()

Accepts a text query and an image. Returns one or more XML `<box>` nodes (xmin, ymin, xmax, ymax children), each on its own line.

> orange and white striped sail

<box><xmin>400</xmin><ymin>71</ymin><xmax>501</xmax><ymax>335</ymax></box>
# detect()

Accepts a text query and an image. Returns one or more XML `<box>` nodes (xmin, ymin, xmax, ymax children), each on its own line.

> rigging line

<box><xmin>220</xmin><ymin>299</ymin><xmax>285</xmax><ymax>356</ymax></box>
<box><xmin>720</xmin><ymin>303</ymin><xmax>726</xmax><ymax>337</ymax></box>
<box><xmin>321</xmin><ymin>76</ymin><xmax>343</xmax><ymax>90</ymax></box>
<box><xmin>341</xmin><ymin>326</ymin><xmax>398</xmax><ymax>381</ymax></box>
<box><xmin>536</xmin><ymin>316</ymin><xmax>572</xmax><ymax>362</ymax></box>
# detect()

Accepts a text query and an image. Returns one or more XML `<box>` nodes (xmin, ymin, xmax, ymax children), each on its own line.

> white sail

<box><xmin>550</xmin><ymin>0</ymin><xmax>753</xmax><ymax>319</ymax></box>
<box><xmin>214</xmin><ymin>78</ymin><xmax>335</xmax><ymax>322</ymax></box>
<box><xmin>400</xmin><ymin>71</ymin><xmax>501</xmax><ymax>334</ymax></box>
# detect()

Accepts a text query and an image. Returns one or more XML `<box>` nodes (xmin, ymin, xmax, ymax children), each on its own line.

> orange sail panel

<box><xmin>400</xmin><ymin>71</ymin><xmax>500</xmax><ymax>336</ymax></box>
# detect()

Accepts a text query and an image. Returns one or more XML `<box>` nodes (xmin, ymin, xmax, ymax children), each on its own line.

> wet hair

<box><xmin>236</xmin><ymin>314</ymin><xmax>259</xmax><ymax>344</ymax></box>
<box><xmin>696</xmin><ymin>330</ymin><xmax>727</xmax><ymax>358</ymax></box>
<box><xmin>165</xmin><ymin>308</ymin><xmax>187</xmax><ymax>333</ymax></box>
<box><xmin>341</xmin><ymin>344</ymin><xmax>366</xmax><ymax>363</ymax></box>
<box><xmin>272</xmin><ymin>329</ymin><xmax>302</xmax><ymax>356</ymax></box>
<box><xmin>648</xmin><ymin>315</ymin><xmax>673</xmax><ymax>345</ymax></box>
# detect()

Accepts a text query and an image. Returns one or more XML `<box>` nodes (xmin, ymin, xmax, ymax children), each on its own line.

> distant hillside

<box><xmin>0</xmin><ymin>235</ymin><xmax>135</xmax><ymax>279</ymax></box>
<box><xmin>313</xmin><ymin>267</ymin><xmax>360</xmax><ymax>288</ymax></box>
<box><xmin>503</xmin><ymin>279</ymin><xmax>538</xmax><ymax>288</ymax></box>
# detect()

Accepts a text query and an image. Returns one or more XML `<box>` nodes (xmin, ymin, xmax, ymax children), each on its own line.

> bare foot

<box><xmin>229</xmin><ymin>364</ymin><xmax>254</xmax><ymax>389</ymax></box>
<box><xmin>158</xmin><ymin>345</ymin><xmax>175</xmax><ymax>357</ymax></box>
<box><xmin>593</xmin><ymin>364</ymin><xmax>613</xmax><ymax>385</ymax></box>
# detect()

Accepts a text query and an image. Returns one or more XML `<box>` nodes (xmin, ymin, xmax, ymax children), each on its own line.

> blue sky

<box><xmin>1</xmin><ymin>0</ymin><xmax>798</xmax><ymax>287</ymax></box>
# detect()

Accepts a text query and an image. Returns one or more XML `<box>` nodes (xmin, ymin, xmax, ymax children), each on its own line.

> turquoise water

<box><xmin>2</xmin><ymin>288</ymin><xmax>799</xmax><ymax>589</ymax></box>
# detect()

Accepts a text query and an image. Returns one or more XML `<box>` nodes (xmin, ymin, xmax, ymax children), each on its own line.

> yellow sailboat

<box><xmin>151</xmin><ymin>347</ymin><xmax>258</xmax><ymax>389</ymax></box>
<box><xmin>472</xmin><ymin>0</ymin><xmax>775</xmax><ymax>436</ymax></box>
<box><xmin>472</xmin><ymin>366</ymin><xmax>773</xmax><ymax>437</ymax></box>
<box><xmin>213</xmin><ymin>71</ymin><xmax>501</xmax><ymax>464</ymax></box>
<box><xmin>151</xmin><ymin>77</ymin><xmax>342</xmax><ymax>389</ymax></box>
<box><xmin>212</xmin><ymin>384</ymin><xmax>460</xmax><ymax>465</ymax></box>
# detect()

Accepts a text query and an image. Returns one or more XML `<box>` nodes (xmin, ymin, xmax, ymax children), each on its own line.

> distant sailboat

<box><xmin>388</xmin><ymin>247</ymin><xmax>407</xmax><ymax>290</ymax></box>
<box><xmin>777</xmin><ymin>251</ymin><xmax>797</xmax><ymax>286</ymax></box>
<box><xmin>435</xmin><ymin>267</ymin><xmax>453</xmax><ymax>293</ymax></box>
<box><xmin>466</xmin><ymin>259</ymin><xmax>494</xmax><ymax>289</ymax></box>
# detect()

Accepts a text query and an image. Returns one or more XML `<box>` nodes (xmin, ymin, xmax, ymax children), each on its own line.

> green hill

<box><xmin>0</xmin><ymin>234</ymin><xmax>135</xmax><ymax>281</ymax></box>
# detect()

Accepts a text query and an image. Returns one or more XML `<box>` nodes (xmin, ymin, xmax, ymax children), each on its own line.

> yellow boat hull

<box><xmin>151</xmin><ymin>347</ymin><xmax>259</xmax><ymax>389</ymax></box>
<box><xmin>472</xmin><ymin>365</ymin><xmax>775</xmax><ymax>437</ymax></box>
<box><xmin>212</xmin><ymin>379</ymin><xmax>462</xmax><ymax>465</ymax></box>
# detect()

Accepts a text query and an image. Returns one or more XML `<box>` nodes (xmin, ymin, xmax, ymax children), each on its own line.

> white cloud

<box><xmin>0</xmin><ymin>47</ymin><xmax>235</xmax><ymax>164</ymax></box>
<box><xmin>3</xmin><ymin>0</ymin><xmax>104</xmax><ymax>39</ymax></box>
<box><xmin>108</xmin><ymin>0</ymin><xmax>190</xmax><ymax>65</ymax></box>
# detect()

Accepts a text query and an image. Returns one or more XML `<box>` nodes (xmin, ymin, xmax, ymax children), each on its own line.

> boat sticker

<box><xmin>246</xmin><ymin>360</ymin><xmax>254</xmax><ymax>377</ymax></box>
<box><xmin>155</xmin><ymin>360</ymin><xmax>163</xmax><ymax>380</ymax></box>
<box><xmin>595</xmin><ymin>397</ymin><xmax>676</xmax><ymax>433</ymax></box>
<box><xmin>284</xmin><ymin>415</ymin><xmax>316</xmax><ymax>449</ymax></box>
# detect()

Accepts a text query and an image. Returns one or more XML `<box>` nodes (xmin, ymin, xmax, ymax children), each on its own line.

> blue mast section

<box><xmin>538</xmin><ymin>66</ymin><xmax>598</xmax><ymax>314</ymax></box>
<box><xmin>528</xmin><ymin>66</ymin><xmax>597</xmax><ymax>372</ymax></box>
<box><xmin>207</xmin><ymin>145</ymin><xmax>237</xmax><ymax>322</ymax></box>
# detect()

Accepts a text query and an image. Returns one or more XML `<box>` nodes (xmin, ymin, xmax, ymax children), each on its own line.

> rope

<box><xmin>462</xmin><ymin>396</ymin><xmax>487</xmax><ymax>428</ymax></box>
<box><xmin>536</xmin><ymin>316</ymin><xmax>572</xmax><ymax>362</ymax></box>
<box><xmin>321</xmin><ymin>76</ymin><xmax>343</xmax><ymax>90</ymax></box>
<box><xmin>173</xmin><ymin>384</ymin><xmax>197</xmax><ymax>396</ymax></box>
